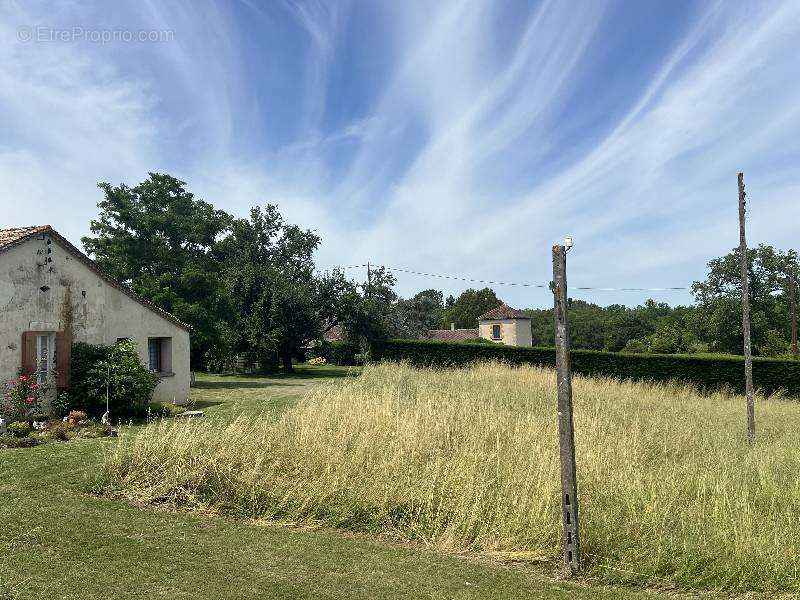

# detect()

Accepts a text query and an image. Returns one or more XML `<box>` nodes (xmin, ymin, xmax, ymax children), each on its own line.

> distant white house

<box><xmin>0</xmin><ymin>226</ymin><xmax>191</xmax><ymax>405</ymax></box>
<box><xmin>428</xmin><ymin>303</ymin><xmax>532</xmax><ymax>347</ymax></box>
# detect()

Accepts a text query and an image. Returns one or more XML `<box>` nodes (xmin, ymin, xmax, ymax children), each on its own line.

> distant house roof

<box><xmin>478</xmin><ymin>303</ymin><xmax>530</xmax><ymax>320</ymax></box>
<box><xmin>427</xmin><ymin>328</ymin><xmax>480</xmax><ymax>342</ymax></box>
<box><xmin>322</xmin><ymin>323</ymin><xmax>343</xmax><ymax>342</ymax></box>
<box><xmin>0</xmin><ymin>225</ymin><xmax>192</xmax><ymax>331</ymax></box>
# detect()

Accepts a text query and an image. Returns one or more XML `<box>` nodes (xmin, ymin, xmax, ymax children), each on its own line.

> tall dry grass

<box><xmin>97</xmin><ymin>362</ymin><xmax>800</xmax><ymax>592</ymax></box>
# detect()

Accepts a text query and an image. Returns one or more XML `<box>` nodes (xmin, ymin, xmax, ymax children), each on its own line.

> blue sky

<box><xmin>1</xmin><ymin>0</ymin><xmax>799</xmax><ymax>308</ymax></box>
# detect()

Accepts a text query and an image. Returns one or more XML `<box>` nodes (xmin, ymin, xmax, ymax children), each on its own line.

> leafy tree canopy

<box><xmin>82</xmin><ymin>174</ymin><xmax>400</xmax><ymax>371</ymax></box>
<box><xmin>340</xmin><ymin>266</ymin><xmax>397</xmax><ymax>351</ymax></box>
<box><xmin>214</xmin><ymin>205</ymin><xmax>324</xmax><ymax>372</ymax></box>
<box><xmin>82</xmin><ymin>173</ymin><xmax>232</xmax><ymax>368</ymax></box>
<box><xmin>692</xmin><ymin>244</ymin><xmax>798</xmax><ymax>355</ymax></box>
<box><xmin>527</xmin><ymin>299</ymin><xmax>696</xmax><ymax>352</ymax></box>
<box><xmin>440</xmin><ymin>288</ymin><xmax>501</xmax><ymax>329</ymax></box>
<box><xmin>389</xmin><ymin>289</ymin><xmax>444</xmax><ymax>339</ymax></box>
<box><xmin>215</xmin><ymin>206</ymin><xmax>398</xmax><ymax>370</ymax></box>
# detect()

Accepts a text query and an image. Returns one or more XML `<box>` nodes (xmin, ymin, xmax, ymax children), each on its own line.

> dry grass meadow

<box><xmin>96</xmin><ymin>362</ymin><xmax>800</xmax><ymax>593</ymax></box>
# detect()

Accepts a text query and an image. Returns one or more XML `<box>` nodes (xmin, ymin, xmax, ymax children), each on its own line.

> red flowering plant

<box><xmin>1</xmin><ymin>373</ymin><xmax>46</xmax><ymax>423</ymax></box>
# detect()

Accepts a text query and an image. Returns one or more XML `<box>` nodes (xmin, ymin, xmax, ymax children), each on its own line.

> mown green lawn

<box><xmin>0</xmin><ymin>367</ymin><xmax>700</xmax><ymax>599</ymax></box>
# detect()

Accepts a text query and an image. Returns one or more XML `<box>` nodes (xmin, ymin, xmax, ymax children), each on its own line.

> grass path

<box><xmin>0</xmin><ymin>367</ymin><xmax>714</xmax><ymax>599</ymax></box>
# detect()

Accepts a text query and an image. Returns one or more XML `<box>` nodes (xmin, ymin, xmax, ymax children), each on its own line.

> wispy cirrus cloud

<box><xmin>1</xmin><ymin>0</ymin><xmax>798</xmax><ymax>307</ymax></box>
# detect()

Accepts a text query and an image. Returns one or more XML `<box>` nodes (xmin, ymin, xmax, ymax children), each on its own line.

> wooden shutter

<box><xmin>21</xmin><ymin>331</ymin><xmax>37</xmax><ymax>377</ymax></box>
<box><xmin>55</xmin><ymin>331</ymin><xmax>72</xmax><ymax>388</ymax></box>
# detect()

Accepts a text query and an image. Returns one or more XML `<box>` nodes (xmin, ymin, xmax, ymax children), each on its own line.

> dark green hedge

<box><xmin>382</xmin><ymin>339</ymin><xmax>800</xmax><ymax>397</ymax></box>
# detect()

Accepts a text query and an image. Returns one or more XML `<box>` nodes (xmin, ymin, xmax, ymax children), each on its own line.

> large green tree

<box><xmin>82</xmin><ymin>173</ymin><xmax>233</xmax><ymax>368</ymax></box>
<box><xmin>216</xmin><ymin>206</ymin><xmax>397</xmax><ymax>371</ymax></box>
<box><xmin>340</xmin><ymin>266</ymin><xmax>397</xmax><ymax>351</ymax></box>
<box><xmin>216</xmin><ymin>205</ymin><xmax>323</xmax><ymax>373</ymax></box>
<box><xmin>440</xmin><ymin>288</ymin><xmax>501</xmax><ymax>329</ymax></box>
<box><xmin>692</xmin><ymin>244</ymin><xmax>797</xmax><ymax>356</ymax></box>
<box><xmin>389</xmin><ymin>289</ymin><xmax>444</xmax><ymax>339</ymax></box>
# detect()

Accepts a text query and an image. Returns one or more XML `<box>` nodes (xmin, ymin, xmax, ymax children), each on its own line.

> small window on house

<box><xmin>491</xmin><ymin>324</ymin><xmax>502</xmax><ymax>340</ymax></box>
<box><xmin>148</xmin><ymin>338</ymin><xmax>161</xmax><ymax>372</ymax></box>
<box><xmin>147</xmin><ymin>337</ymin><xmax>173</xmax><ymax>374</ymax></box>
<box><xmin>116</xmin><ymin>337</ymin><xmax>130</xmax><ymax>343</ymax></box>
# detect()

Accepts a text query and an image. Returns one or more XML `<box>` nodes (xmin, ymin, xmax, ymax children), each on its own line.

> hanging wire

<box><xmin>334</xmin><ymin>263</ymin><xmax>689</xmax><ymax>292</ymax></box>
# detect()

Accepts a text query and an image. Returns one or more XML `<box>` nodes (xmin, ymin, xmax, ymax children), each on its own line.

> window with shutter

<box><xmin>20</xmin><ymin>332</ymin><xmax>66</xmax><ymax>385</ymax></box>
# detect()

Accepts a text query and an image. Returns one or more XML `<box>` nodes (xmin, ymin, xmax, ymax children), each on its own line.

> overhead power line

<box><xmin>336</xmin><ymin>263</ymin><xmax>690</xmax><ymax>292</ymax></box>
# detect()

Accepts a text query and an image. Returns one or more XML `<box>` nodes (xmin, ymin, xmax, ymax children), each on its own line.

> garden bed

<box><xmin>0</xmin><ymin>410</ymin><xmax>112</xmax><ymax>448</ymax></box>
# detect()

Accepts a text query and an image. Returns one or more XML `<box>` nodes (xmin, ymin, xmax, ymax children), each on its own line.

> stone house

<box><xmin>427</xmin><ymin>303</ymin><xmax>532</xmax><ymax>347</ymax></box>
<box><xmin>476</xmin><ymin>304</ymin><xmax>532</xmax><ymax>346</ymax></box>
<box><xmin>0</xmin><ymin>226</ymin><xmax>191</xmax><ymax>405</ymax></box>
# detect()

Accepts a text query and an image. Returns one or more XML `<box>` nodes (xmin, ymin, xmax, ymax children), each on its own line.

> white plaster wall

<box><xmin>478</xmin><ymin>318</ymin><xmax>532</xmax><ymax>347</ymax></box>
<box><xmin>513</xmin><ymin>319</ymin><xmax>533</xmax><ymax>347</ymax></box>
<box><xmin>0</xmin><ymin>235</ymin><xmax>190</xmax><ymax>404</ymax></box>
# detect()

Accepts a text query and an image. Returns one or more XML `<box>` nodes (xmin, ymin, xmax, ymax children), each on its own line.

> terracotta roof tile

<box><xmin>0</xmin><ymin>225</ymin><xmax>51</xmax><ymax>249</ymax></box>
<box><xmin>478</xmin><ymin>303</ymin><xmax>530</xmax><ymax>320</ymax></box>
<box><xmin>0</xmin><ymin>225</ymin><xmax>191</xmax><ymax>331</ymax></box>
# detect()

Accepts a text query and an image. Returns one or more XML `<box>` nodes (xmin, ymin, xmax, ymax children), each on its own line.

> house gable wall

<box><xmin>478</xmin><ymin>318</ymin><xmax>532</xmax><ymax>347</ymax></box>
<box><xmin>0</xmin><ymin>235</ymin><xmax>190</xmax><ymax>404</ymax></box>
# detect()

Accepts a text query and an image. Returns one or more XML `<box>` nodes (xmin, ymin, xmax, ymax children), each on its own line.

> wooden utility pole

<box><xmin>738</xmin><ymin>173</ymin><xmax>755</xmax><ymax>447</ymax></box>
<box><xmin>551</xmin><ymin>242</ymin><xmax>580</xmax><ymax>573</ymax></box>
<box><xmin>791</xmin><ymin>275</ymin><xmax>798</xmax><ymax>357</ymax></box>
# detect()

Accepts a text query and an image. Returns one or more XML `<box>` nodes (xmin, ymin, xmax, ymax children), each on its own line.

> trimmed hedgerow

<box><xmin>382</xmin><ymin>339</ymin><xmax>800</xmax><ymax>397</ymax></box>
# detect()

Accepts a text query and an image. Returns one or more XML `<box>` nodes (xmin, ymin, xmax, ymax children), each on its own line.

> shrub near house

<box><xmin>1</xmin><ymin>374</ymin><xmax>45</xmax><ymax>423</ymax></box>
<box><xmin>68</xmin><ymin>340</ymin><xmax>159</xmax><ymax>418</ymax></box>
<box><xmin>2</xmin><ymin>340</ymin><xmax>170</xmax><ymax>449</ymax></box>
<box><xmin>0</xmin><ymin>372</ymin><xmax>111</xmax><ymax>448</ymax></box>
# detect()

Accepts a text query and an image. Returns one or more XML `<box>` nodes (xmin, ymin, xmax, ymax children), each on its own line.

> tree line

<box><xmin>387</xmin><ymin>245</ymin><xmax>799</xmax><ymax>358</ymax></box>
<box><xmin>527</xmin><ymin>245</ymin><xmax>798</xmax><ymax>357</ymax></box>
<box><xmin>83</xmin><ymin>173</ymin><xmax>798</xmax><ymax>369</ymax></box>
<box><xmin>83</xmin><ymin>173</ymin><xmax>398</xmax><ymax>372</ymax></box>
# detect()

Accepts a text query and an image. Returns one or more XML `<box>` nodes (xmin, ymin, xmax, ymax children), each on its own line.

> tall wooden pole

<box><xmin>791</xmin><ymin>275</ymin><xmax>798</xmax><ymax>357</ymax></box>
<box><xmin>552</xmin><ymin>244</ymin><xmax>580</xmax><ymax>573</ymax></box>
<box><xmin>738</xmin><ymin>173</ymin><xmax>755</xmax><ymax>447</ymax></box>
